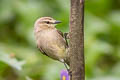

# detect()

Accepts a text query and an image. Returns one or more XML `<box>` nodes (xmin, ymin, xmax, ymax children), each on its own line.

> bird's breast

<box><xmin>35</xmin><ymin>29</ymin><xmax>67</xmax><ymax>60</ymax></box>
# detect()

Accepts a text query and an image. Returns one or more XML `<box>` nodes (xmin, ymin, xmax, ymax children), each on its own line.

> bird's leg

<box><xmin>60</xmin><ymin>59</ymin><xmax>71</xmax><ymax>75</ymax></box>
<box><xmin>63</xmin><ymin>62</ymin><xmax>72</xmax><ymax>76</ymax></box>
<box><xmin>63</xmin><ymin>62</ymin><xmax>69</xmax><ymax>71</ymax></box>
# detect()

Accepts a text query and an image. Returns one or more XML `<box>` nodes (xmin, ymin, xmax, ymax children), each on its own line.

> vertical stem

<box><xmin>69</xmin><ymin>0</ymin><xmax>84</xmax><ymax>80</ymax></box>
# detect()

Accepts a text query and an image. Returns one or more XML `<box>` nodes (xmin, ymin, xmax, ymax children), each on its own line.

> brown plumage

<box><xmin>34</xmin><ymin>17</ymin><xmax>69</xmax><ymax>65</ymax></box>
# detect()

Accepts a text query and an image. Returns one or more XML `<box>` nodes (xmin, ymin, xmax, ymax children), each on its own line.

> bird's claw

<box><xmin>65</xmin><ymin>68</ymin><xmax>72</xmax><ymax>76</ymax></box>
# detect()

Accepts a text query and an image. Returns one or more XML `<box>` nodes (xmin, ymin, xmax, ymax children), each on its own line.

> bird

<box><xmin>34</xmin><ymin>17</ymin><xmax>69</xmax><ymax>68</ymax></box>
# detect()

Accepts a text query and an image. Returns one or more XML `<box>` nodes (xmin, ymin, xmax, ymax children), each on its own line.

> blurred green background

<box><xmin>0</xmin><ymin>0</ymin><xmax>120</xmax><ymax>80</ymax></box>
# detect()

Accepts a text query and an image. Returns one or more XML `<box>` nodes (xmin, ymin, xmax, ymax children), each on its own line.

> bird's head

<box><xmin>34</xmin><ymin>17</ymin><xmax>61</xmax><ymax>28</ymax></box>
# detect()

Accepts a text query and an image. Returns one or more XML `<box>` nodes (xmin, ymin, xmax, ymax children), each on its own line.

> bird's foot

<box><xmin>68</xmin><ymin>69</ymin><xmax>72</xmax><ymax>76</ymax></box>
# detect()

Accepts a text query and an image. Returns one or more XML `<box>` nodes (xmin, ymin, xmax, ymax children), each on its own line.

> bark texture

<box><xmin>69</xmin><ymin>0</ymin><xmax>84</xmax><ymax>80</ymax></box>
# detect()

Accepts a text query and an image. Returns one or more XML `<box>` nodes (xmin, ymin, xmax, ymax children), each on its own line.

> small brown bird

<box><xmin>34</xmin><ymin>17</ymin><xmax>69</xmax><ymax>67</ymax></box>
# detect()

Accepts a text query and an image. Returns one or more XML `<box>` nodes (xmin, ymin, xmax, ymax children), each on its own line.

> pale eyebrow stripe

<box><xmin>41</xmin><ymin>17</ymin><xmax>53</xmax><ymax>20</ymax></box>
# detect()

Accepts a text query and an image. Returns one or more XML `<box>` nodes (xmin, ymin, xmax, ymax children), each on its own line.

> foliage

<box><xmin>0</xmin><ymin>0</ymin><xmax>120</xmax><ymax>80</ymax></box>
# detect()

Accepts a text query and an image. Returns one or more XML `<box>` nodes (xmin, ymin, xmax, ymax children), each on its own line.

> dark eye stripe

<box><xmin>46</xmin><ymin>21</ymin><xmax>50</xmax><ymax>24</ymax></box>
<box><xmin>44</xmin><ymin>21</ymin><xmax>52</xmax><ymax>24</ymax></box>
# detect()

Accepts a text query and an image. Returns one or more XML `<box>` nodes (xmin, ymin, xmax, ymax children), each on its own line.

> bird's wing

<box><xmin>57</xmin><ymin>30</ymin><xmax>64</xmax><ymax>37</ymax></box>
<box><xmin>57</xmin><ymin>30</ymin><xmax>69</xmax><ymax>48</ymax></box>
<box><xmin>37</xmin><ymin>45</ymin><xmax>49</xmax><ymax>57</ymax></box>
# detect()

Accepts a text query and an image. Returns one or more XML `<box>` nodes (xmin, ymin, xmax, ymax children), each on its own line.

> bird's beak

<box><xmin>54</xmin><ymin>21</ymin><xmax>61</xmax><ymax>24</ymax></box>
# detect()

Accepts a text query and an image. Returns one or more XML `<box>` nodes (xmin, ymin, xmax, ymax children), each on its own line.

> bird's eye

<box><xmin>46</xmin><ymin>21</ymin><xmax>50</xmax><ymax>24</ymax></box>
